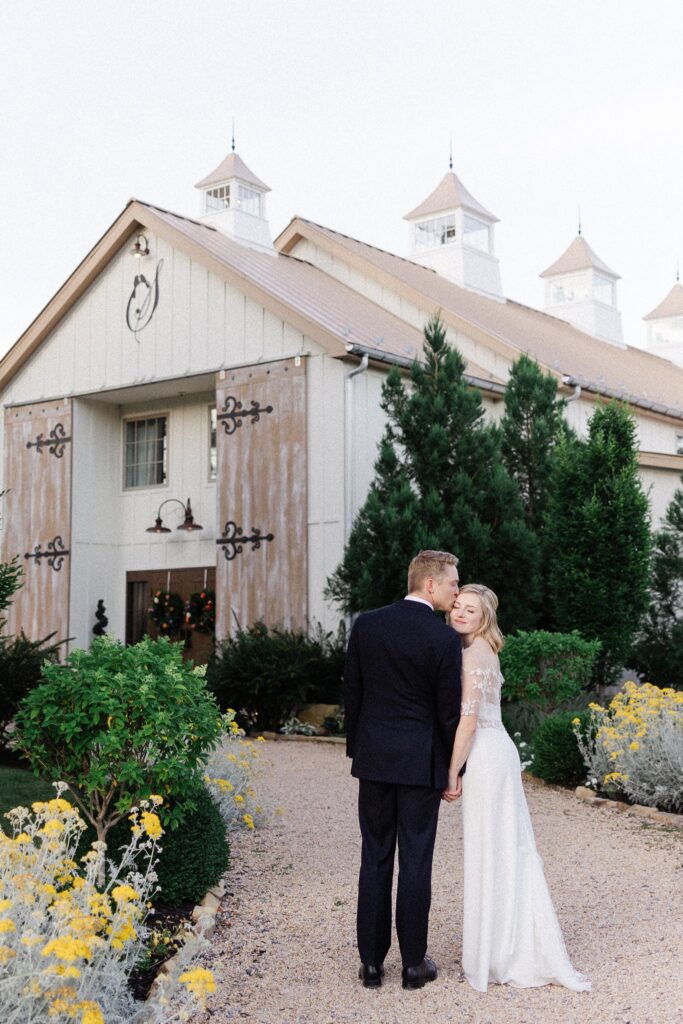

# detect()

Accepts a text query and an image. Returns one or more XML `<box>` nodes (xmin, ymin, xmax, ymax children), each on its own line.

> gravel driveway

<box><xmin>190</xmin><ymin>740</ymin><xmax>683</xmax><ymax>1024</ymax></box>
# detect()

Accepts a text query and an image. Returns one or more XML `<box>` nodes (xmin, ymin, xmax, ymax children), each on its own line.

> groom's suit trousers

<box><xmin>357</xmin><ymin>778</ymin><xmax>442</xmax><ymax>968</ymax></box>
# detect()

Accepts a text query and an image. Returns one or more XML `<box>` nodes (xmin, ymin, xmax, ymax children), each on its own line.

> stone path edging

<box><xmin>574</xmin><ymin>785</ymin><xmax>683</xmax><ymax>828</ymax></box>
<box><xmin>260</xmin><ymin>731</ymin><xmax>345</xmax><ymax>744</ymax></box>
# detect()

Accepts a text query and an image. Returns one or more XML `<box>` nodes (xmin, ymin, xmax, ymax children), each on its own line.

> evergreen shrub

<box><xmin>531</xmin><ymin>710</ymin><xmax>590</xmax><ymax>787</ymax></box>
<box><xmin>0</xmin><ymin>631</ymin><xmax>63</xmax><ymax>751</ymax></box>
<box><xmin>207</xmin><ymin>621</ymin><xmax>346</xmax><ymax>732</ymax></box>
<box><xmin>0</xmin><ymin>550</ymin><xmax>63</xmax><ymax>752</ymax></box>
<box><xmin>629</xmin><ymin>473</ymin><xmax>683</xmax><ymax>690</ymax></box>
<box><xmin>104</xmin><ymin>785</ymin><xmax>230</xmax><ymax>907</ymax></box>
<box><xmin>545</xmin><ymin>401</ymin><xmax>651</xmax><ymax>686</ymax></box>
<box><xmin>326</xmin><ymin>315</ymin><xmax>542</xmax><ymax>633</ymax></box>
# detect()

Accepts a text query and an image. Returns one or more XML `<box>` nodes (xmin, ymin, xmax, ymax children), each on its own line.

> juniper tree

<box><xmin>629</xmin><ymin>475</ymin><xmax>683</xmax><ymax>689</ymax></box>
<box><xmin>326</xmin><ymin>315</ymin><xmax>541</xmax><ymax>632</ymax></box>
<box><xmin>500</xmin><ymin>354</ymin><xmax>568</xmax><ymax>533</ymax></box>
<box><xmin>545</xmin><ymin>401</ymin><xmax>651</xmax><ymax>688</ymax></box>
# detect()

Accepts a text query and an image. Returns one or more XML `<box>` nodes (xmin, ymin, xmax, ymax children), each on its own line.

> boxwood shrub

<box><xmin>104</xmin><ymin>785</ymin><xmax>229</xmax><ymax>907</ymax></box>
<box><xmin>531</xmin><ymin>709</ymin><xmax>590</xmax><ymax>787</ymax></box>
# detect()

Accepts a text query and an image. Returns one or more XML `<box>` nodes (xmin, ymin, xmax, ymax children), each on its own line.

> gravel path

<box><xmin>190</xmin><ymin>740</ymin><xmax>683</xmax><ymax>1024</ymax></box>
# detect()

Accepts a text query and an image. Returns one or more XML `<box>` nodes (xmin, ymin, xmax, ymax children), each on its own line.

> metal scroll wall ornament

<box><xmin>216</xmin><ymin>521</ymin><xmax>274</xmax><ymax>561</ymax></box>
<box><xmin>125</xmin><ymin>258</ymin><xmax>164</xmax><ymax>340</ymax></box>
<box><xmin>217</xmin><ymin>395</ymin><xmax>274</xmax><ymax>436</ymax></box>
<box><xmin>26</xmin><ymin>422</ymin><xmax>72</xmax><ymax>459</ymax></box>
<box><xmin>24</xmin><ymin>536</ymin><xmax>70</xmax><ymax>572</ymax></box>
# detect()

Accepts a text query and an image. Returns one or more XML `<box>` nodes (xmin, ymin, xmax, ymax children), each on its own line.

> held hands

<box><xmin>442</xmin><ymin>773</ymin><xmax>462</xmax><ymax>802</ymax></box>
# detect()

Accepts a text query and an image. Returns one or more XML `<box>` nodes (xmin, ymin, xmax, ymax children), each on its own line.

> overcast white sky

<box><xmin>1</xmin><ymin>0</ymin><xmax>682</xmax><ymax>359</ymax></box>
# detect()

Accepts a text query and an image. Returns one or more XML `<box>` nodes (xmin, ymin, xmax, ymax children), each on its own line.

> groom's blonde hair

<box><xmin>407</xmin><ymin>550</ymin><xmax>459</xmax><ymax>592</ymax></box>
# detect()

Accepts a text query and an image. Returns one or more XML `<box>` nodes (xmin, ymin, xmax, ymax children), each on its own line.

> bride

<box><xmin>443</xmin><ymin>583</ymin><xmax>591</xmax><ymax>993</ymax></box>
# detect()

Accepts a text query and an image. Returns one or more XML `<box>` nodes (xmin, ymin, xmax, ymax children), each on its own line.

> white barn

<box><xmin>2</xmin><ymin>149</ymin><xmax>682</xmax><ymax>653</ymax></box>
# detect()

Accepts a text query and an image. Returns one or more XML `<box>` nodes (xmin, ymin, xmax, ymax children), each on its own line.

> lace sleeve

<box><xmin>460</xmin><ymin>645</ymin><xmax>492</xmax><ymax>718</ymax></box>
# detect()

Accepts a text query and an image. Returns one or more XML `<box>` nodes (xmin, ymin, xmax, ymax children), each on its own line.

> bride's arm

<box><xmin>442</xmin><ymin>651</ymin><xmax>483</xmax><ymax>801</ymax></box>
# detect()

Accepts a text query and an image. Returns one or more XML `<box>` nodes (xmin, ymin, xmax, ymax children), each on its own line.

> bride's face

<box><xmin>450</xmin><ymin>593</ymin><xmax>483</xmax><ymax>636</ymax></box>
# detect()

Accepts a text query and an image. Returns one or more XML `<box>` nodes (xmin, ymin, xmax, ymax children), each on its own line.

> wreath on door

<box><xmin>149</xmin><ymin>590</ymin><xmax>185</xmax><ymax>634</ymax></box>
<box><xmin>184</xmin><ymin>589</ymin><xmax>216</xmax><ymax>634</ymax></box>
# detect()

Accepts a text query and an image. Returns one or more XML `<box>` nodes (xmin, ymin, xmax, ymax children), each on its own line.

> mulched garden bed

<box><xmin>129</xmin><ymin>900</ymin><xmax>196</xmax><ymax>1001</ymax></box>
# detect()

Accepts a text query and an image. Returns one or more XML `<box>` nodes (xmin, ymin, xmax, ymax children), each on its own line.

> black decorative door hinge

<box><xmin>24</xmin><ymin>535</ymin><xmax>70</xmax><ymax>572</ymax></box>
<box><xmin>26</xmin><ymin>423</ymin><xmax>72</xmax><ymax>459</ymax></box>
<box><xmin>216</xmin><ymin>521</ymin><xmax>274</xmax><ymax>561</ymax></box>
<box><xmin>217</xmin><ymin>396</ymin><xmax>273</xmax><ymax>436</ymax></box>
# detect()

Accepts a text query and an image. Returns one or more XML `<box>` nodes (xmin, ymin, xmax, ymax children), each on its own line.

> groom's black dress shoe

<box><xmin>358</xmin><ymin>963</ymin><xmax>385</xmax><ymax>988</ymax></box>
<box><xmin>401</xmin><ymin>957</ymin><xmax>438</xmax><ymax>990</ymax></box>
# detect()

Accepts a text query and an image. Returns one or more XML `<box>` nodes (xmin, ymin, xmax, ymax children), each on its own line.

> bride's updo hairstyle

<box><xmin>459</xmin><ymin>583</ymin><xmax>504</xmax><ymax>653</ymax></box>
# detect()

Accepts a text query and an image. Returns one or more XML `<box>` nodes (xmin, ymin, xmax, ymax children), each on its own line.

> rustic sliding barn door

<box><xmin>1</xmin><ymin>399</ymin><xmax>72</xmax><ymax>643</ymax></box>
<box><xmin>215</xmin><ymin>358</ymin><xmax>307</xmax><ymax>637</ymax></box>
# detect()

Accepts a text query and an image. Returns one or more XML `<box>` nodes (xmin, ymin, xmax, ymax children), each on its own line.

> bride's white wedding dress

<box><xmin>460</xmin><ymin>638</ymin><xmax>591</xmax><ymax>993</ymax></box>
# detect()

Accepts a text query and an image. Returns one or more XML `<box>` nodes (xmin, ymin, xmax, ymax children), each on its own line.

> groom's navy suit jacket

<box><xmin>344</xmin><ymin>600</ymin><xmax>462</xmax><ymax>790</ymax></box>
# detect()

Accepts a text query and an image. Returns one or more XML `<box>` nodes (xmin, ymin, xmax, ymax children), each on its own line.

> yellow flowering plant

<box><xmin>203</xmin><ymin>711</ymin><xmax>266</xmax><ymax>832</ymax></box>
<box><xmin>0</xmin><ymin>785</ymin><xmax>215</xmax><ymax>1023</ymax></box>
<box><xmin>573</xmin><ymin>681</ymin><xmax>683</xmax><ymax>812</ymax></box>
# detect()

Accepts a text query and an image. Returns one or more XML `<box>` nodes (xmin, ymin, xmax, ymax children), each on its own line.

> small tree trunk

<box><xmin>95</xmin><ymin>820</ymin><xmax>110</xmax><ymax>889</ymax></box>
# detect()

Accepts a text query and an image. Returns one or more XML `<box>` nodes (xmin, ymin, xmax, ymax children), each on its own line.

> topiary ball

<box><xmin>531</xmin><ymin>710</ymin><xmax>589</xmax><ymax>787</ymax></box>
<box><xmin>102</xmin><ymin>785</ymin><xmax>230</xmax><ymax>908</ymax></box>
<box><xmin>154</xmin><ymin>786</ymin><xmax>230</xmax><ymax>906</ymax></box>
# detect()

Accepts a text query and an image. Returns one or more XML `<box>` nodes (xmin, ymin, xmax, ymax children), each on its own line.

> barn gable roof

<box><xmin>276</xmin><ymin>217</ymin><xmax>683</xmax><ymax>422</ymax></box>
<box><xmin>0</xmin><ymin>200</ymin><xmax>498</xmax><ymax>395</ymax></box>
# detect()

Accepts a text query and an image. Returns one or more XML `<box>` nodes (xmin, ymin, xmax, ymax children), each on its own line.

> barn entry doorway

<box><xmin>125</xmin><ymin>566</ymin><xmax>216</xmax><ymax>664</ymax></box>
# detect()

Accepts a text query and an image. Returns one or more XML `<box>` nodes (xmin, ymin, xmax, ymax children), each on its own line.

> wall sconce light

<box><xmin>146</xmin><ymin>498</ymin><xmax>203</xmax><ymax>534</ymax></box>
<box><xmin>131</xmin><ymin>233</ymin><xmax>150</xmax><ymax>257</ymax></box>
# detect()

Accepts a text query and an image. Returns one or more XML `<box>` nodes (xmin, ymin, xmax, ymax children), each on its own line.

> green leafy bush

<box><xmin>207</xmin><ymin>621</ymin><xmax>346</xmax><ymax>732</ymax></box>
<box><xmin>15</xmin><ymin>635</ymin><xmax>223</xmax><ymax>865</ymax></box>
<box><xmin>531</xmin><ymin>710</ymin><xmax>590</xmax><ymax>786</ymax></box>
<box><xmin>502</xmin><ymin>630</ymin><xmax>600</xmax><ymax>707</ymax></box>
<box><xmin>501</xmin><ymin>629</ymin><xmax>600</xmax><ymax>736</ymax></box>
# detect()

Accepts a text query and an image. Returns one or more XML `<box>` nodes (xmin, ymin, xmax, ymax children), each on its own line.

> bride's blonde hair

<box><xmin>458</xmin><ymin>583</ymin><xmax>505</xmax><ymax>653</ymax></box>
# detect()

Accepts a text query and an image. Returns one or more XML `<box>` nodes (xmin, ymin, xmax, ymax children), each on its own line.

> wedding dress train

<box><xmin>459</xmin><ymin>640</ymin><xmax>591</xmax><ymax>993</ymax></box>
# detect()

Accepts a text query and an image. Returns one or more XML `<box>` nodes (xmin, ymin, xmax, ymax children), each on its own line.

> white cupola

<box><xmin>643</xmin><ymin>277</ymin><xmax>683</xmax><ymax>367</ymax></box>
<box><xmin>540</xmin><ymin>233</ymin><xmax>623</xmax><ymax>346</ymax></box>
<box><xmin>195</xmin><ymin>147</ymin><xmax>273</xmax><ymax>252</ymax></box>
<box><xmin>404</xmin><ymin>164</ymin><xmax>503</xmax><ymax>298</ymax></box>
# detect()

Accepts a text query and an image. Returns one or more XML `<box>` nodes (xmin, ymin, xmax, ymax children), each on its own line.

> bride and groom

<box><xmin>343</xmin><ymin>549</ymin><xmax>591</xmax><ymax>993</ymax></box>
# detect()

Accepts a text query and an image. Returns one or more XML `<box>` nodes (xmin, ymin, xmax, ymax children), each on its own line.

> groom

<box><xmin>344</xmin><ymin>550</ymin><xmax>462</xmax><ymax>990</ymax></box>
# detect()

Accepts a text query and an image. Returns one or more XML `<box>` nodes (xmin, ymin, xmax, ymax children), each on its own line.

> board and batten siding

<box><xmin>1</xmin><ymin>399</ymin><xmax>72</xmax><ymax>644</ymax></box>
<box><xmin>0</xmin><ymin>230</ymin><xmax>311</xmax><ymax>409</ymax></box>
<box><xmin>215</xmin><ymin>358</ymin><xmax>307</xmax><ymax>636</ymax></box>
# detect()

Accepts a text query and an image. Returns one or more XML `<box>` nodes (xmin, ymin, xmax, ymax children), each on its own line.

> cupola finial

<box><xmin>231</xmin><ymin>118</ymin><xmax>236</xmax><ymax>153</ymax></box>
<box><xmin>449</xmin><ymin>135</ymin><xmax>453</xmax><ymax>171</ymax></box>
<box><xmin>577</xmin><ymin>204</ymin><xmax>582</xmax><ymax>236</ymax></box>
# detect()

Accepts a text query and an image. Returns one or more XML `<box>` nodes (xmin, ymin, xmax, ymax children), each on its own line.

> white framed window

<box><xmin>414</xmin><ymin>215</ymin><xmax>456</xmax><ymax>250</ymax></box>
<box><xmin>463</xmin><ymin>214</ymin><xmax>490</xmax><ymax>253</ymax></box>
<box><xmin>676</xmin><ymin>433</ymin><xmax>683</xmax><ymax>456</ymax></box>
<box><xmin>209</xmin><ymin>406</ymin><xmax>217</xmax><ymax>481</ymax></box>
<box><xmin>594</xmin><ymin>274</ymin><xmax>614</xmax><ymax>305</ymax></box>
<box><xmin>124</xmin><ymin>416</ymin><xmax>167</xmax><ymax>489</ymax></box>
<box><xmin>550</xmin><ymin>274</ymin><xmax>590</xmax><ymax>304</ymax></box>
<box><xmin>236</xmin><ymin>185</ymin><xmax>261</xmax><ymax>216</ymax></box>
<box><xmin>206</xmin><ymin>184</ymin><xmax>231</xmax><ymax>212</ymax></box>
